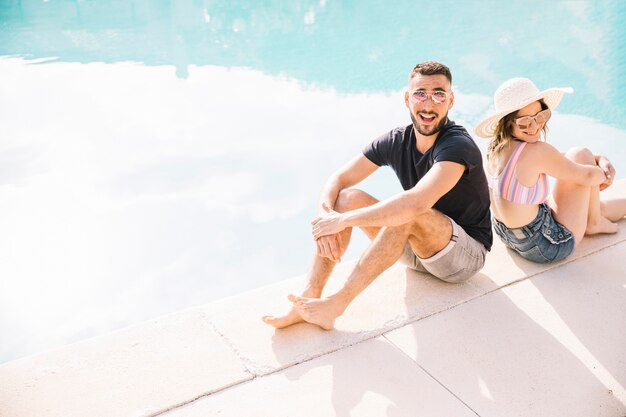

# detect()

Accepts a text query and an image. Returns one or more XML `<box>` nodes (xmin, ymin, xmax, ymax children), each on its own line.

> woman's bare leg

<box><xmin>585</xmin><ymin>185</ymin><xmax>618</xmax><ymax>235</ymax></box>
<box><xmin>549</xmin><ymin>147</ymin><xmax>616</xmax><ymax>244</ymax></box>
<box><xmin>599</xmin><ymin>197</ymin><xmax>626</xmax><ymax>222</ymax></box>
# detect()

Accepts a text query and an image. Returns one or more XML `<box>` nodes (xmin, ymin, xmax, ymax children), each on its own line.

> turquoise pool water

<box><xmin>1</xmin><ymin>0</ymin><xmax>625</xmax><ymax>363</ymax></box>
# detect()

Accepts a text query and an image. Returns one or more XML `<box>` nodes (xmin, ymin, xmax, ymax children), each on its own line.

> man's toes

<box><xmin>262</xmin><ymin>315</ymin><xmax>286</xmax><ymax>328</ymax></box>
<box><xmin>289</xmin><ymin>294</ymin><xmax>307</xmax><ymax>306</ymax></box>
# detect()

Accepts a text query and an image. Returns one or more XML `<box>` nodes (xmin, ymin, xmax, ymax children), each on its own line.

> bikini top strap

<box><xmin>500</xmin><ymin>141</ymin><xmax>526</xmax><ymax>178</ymax></box>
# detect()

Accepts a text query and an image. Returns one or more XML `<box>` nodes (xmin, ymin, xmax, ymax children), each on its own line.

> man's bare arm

<box><xmin>312</xmin><ymin>161</ymin><xmax>465</xmax><ymax>238</ymax></box>
<box><xmin>315</xmin><ymin>154</ymin><xmax>379</xmax><ymax>260</ymax></box>
<box><xmin>318</xmin><ymin>154</ymin><xmax>379</xmax><ymax>213</ymax></box>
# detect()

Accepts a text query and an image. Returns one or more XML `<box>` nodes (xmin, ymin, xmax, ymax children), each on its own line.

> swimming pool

<box><xmin>1</xmin><ymin>0</ymin><xmax>625</xmax><ymax>363</ymax></box>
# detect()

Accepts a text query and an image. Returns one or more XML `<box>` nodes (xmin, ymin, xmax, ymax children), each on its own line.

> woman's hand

<box><xmin>596</xmin><ymin>155</ymin><xmax>616</xmax><ymax>190</ymax></box>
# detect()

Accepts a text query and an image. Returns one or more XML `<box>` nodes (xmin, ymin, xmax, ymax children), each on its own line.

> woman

<box><xmin>474</xmin><ymin>77</ymin><xmax>625</xmax><ymax>263</ymax></box>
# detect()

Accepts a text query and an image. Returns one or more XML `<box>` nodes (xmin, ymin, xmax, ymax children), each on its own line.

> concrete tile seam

<box><xmin>253</xmin><ymin>324</ymin><xmax>417</xmax><ymax>378</ymax></box>
<box><xmin>206</xmin><ymin>319</ymin><xmax>257</xmax><ymax>377</ymax></box>
<box><xmin>391</xmin><ymin>297</ymin><xmax>481</xmax><ymax>330</ymax></box>
<box><xmin>253</xmin><ymin>314</ymin><xmax>476</xmax><ymax>377</ymax></box>
<box><xmin>148</xmin><ymin>336</ymin><xmax>388</xmax><ymax>417</ymax></box>
<box><xmin>248</xmin><ymin>312</ymin><xmax>471</xmax><ymax>378</ymax></box>
<box><xmin>235</xmin><ymin>318</ymin><xmax>417</xmax><ymax>377</ymax></box>
<box><xmin>258</xmin><ymin>330</ymin><xmax>390</xmax><ymax>376</ymax></box>
<box><xmin>146</xmin><ymin>377</ymin><xmax>255</xmax><ymax>417</ymax></box>
<box><xmin>381</xmin><ymin>334</ymin><xmax>481</xmax><ymax>417</ymax></box>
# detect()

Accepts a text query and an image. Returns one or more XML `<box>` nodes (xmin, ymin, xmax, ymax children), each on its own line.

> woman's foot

<box><xmin>586</xmin><ymin>216</ymin><xmax>618</xmax><ymax>235</ymax></box>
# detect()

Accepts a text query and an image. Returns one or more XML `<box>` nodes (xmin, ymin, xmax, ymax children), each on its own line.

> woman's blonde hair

<box><xmin>486</xmin><ymin>100</ymin><xmax>549</xmax><ymax>161</ymax></box>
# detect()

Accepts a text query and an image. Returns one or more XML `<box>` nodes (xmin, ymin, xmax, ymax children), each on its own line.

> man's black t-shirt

<box><xmin>363</xmin><ymin>121</ymin><xmax>493</xmax><ymax>250</ymax></box>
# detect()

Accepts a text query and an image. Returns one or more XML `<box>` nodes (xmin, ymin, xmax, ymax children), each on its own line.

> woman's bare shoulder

<box><xmin>524</xmin><ymin>141</ymin><xmax>562</xmax><ymax>159</ymax></box>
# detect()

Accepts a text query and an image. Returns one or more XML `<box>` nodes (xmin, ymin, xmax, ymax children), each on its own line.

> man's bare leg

<box><xmin>262</xmin><ymin>255</ymin><xmax>338</xmax><ymax>328</ymax></box>
<box><xmin>262</xmin><ymin>189</ymin><xmax>381</xmax><ymax>328</ymax></box>
<box><xmin>290</xmin><ymin>210</ymin><xmax>451</xmax><ymax>330</ymax></box>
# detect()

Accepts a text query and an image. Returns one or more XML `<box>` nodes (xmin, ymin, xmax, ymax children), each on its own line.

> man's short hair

<box><xmin>409</xmin><ymin>61</ymin><xmax>452</xmax><ymax>84</ymax></box>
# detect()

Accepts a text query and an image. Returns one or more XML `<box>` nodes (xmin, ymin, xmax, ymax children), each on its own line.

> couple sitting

<box><xmin>262</xmin><ymin>61</ymin><xmax>625</xmax><ymax>331</ymax></box>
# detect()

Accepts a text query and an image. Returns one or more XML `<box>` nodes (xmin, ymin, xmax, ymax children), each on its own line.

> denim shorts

<box><xmin>398</xmin><ymin>217</ymin><xmax>487</xmax><ymax>283</ymax></box>
<box><xmin>493</xmin><ymin>203</ymin><xmax>575</xmax><ymax>263</ymax></box>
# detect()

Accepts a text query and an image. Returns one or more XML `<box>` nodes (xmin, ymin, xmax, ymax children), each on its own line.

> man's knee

<box><xmin>405</xmin><ymin>209</ymin><xmax>452</xmax><ymax>237</ymax></box>
<box><xmin>565</xmin><ymin>147</ymin><xmax>595</xmax><ymax>165</ymax></box>
<box><xmin>334</xmin><ymin>188</ymin><xmax>378</xmax><ymax>213</ymax></box>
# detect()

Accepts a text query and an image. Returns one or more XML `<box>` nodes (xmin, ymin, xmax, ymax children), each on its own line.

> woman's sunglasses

<box><xmin>513</xmin><ymin>109</ymin><xmax>551</xmax><ymax>130</ymax></box>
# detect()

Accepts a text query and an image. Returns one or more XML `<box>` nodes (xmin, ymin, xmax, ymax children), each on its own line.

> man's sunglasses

<box><xmin>410</xmin><ymin>90</ymin><xmax>450</xmax><ymax>105</ymax></box>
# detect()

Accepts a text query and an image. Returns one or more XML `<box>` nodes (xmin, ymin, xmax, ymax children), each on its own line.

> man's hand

<box><xmin>596</xmin><ymin>155</ymin><xmax>616</xmax><ymax>191</ymax></box>
<box><xmin>312</xmin><ymin>203</ymin><xmax>347</xmax><ymax>240</ymax></box>
<box><xmin>316</xmin><ymin>234</ymin><xmax>343</xmax><ymax>262</ymax></box>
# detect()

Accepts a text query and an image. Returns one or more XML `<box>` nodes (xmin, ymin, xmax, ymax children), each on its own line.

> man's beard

<box><xmin>410</xmin><ymin>111</ymin><xmax>448</xmax><ymax>137</ymax></box>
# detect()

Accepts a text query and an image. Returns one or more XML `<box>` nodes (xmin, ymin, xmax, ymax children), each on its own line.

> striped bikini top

<box><xmin>487</xmin><ymin>141</ymin><xmax>550</xmax><ymax>205</ymax></box>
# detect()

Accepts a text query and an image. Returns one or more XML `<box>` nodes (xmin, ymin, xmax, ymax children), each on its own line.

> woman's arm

<box><xmin>535</xmin><ymin>143</ymin><xmax>606</xmax><ymax>186</ymax></box>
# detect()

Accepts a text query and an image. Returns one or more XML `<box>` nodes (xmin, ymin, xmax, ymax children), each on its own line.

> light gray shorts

<box><xmin>398</xmin><ymin>217</ymin><xmax>487</xmax><ymax>283</ymax></box>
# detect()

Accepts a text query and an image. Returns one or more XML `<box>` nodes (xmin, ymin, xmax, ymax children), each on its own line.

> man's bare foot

<box><xmin>288</xmin><ymin>294</ymin><xmax>346</xmax><ymax>330</ymax></box>
<box><xmin>262</xmin><ymin>306</ymin><xmax>304</xmax><ymax>329</ymax></box>
<box><xmin>586</xmin><ymin>216</ymin><xmax>618</xmax><ymax>235</ymax></box>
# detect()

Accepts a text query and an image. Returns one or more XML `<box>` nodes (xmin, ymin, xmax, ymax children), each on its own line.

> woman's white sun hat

<box><xmin>474</xmin><ymin>77</ymin><xmax>573</xmax><ymax>138</ymax></box>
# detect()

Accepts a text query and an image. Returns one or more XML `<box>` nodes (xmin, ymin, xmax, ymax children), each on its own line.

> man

<box><xmin>262</xmin><ymin>61</ymin><xmax>492</xmax><ymax>330</ymax></box>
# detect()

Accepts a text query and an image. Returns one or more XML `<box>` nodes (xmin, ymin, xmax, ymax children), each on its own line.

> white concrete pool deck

<box><xmin>1</xmin><ymin>180</ymin><xmax>625</xmax><ymax>417</ymax></box>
